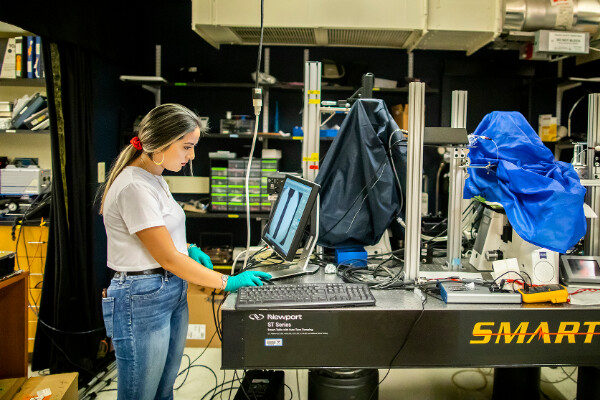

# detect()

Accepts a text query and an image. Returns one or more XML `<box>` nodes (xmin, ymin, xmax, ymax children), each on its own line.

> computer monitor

<box><xmin>255</xmin><ymin>175</ymin><xmax>321</xmax><ymax>280</ymax></box>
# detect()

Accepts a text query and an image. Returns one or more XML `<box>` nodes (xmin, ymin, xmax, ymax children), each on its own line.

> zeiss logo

<box><xmin>249</xmin><ymin>314</ymin><xmax>265</xmax><ymax>321</ymax></box>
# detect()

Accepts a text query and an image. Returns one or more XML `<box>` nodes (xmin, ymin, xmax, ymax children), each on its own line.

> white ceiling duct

<box><xmin>191</xmin><ymin>0</ymin><xmax>503</xmax><ymax>55</ymax></box>
<box><xmin>191</xmin><ymin>0</ymin><xmax>600</xmax><ymax>55</ymax></box>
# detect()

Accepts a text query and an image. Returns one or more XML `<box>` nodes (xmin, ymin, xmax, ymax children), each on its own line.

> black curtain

<box><xmin>31</xmin><ymin>39</ymin><xmax>113</xmax><ymax>382</ymax></box>
<box><xmin>0</xmin><ymin>0</ymin><xmax>159</xmax><ymax>384</ymax></box>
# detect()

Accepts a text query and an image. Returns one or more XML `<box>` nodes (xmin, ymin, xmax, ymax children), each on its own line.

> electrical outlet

<box><xmin>98</xmin><ymin>162</ymin><xmax>105</xmax><ymax>183</ymax></box>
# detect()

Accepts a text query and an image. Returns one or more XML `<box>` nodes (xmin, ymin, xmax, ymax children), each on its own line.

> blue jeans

<box><xmin>102</xmin><ymin>271</ymin><xmax>189</xmax><ymax>400</ymax></box>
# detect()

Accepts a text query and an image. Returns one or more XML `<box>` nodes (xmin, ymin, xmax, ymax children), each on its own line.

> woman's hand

<box><xmin>188</xmin><ymin>244</ymin><xmax>213</xmax><ymax>269</ymax></box>
<box><xmin>224</xmin><ymin>271</ymin><xmax>272</xmax><ymax>292</ymax></box>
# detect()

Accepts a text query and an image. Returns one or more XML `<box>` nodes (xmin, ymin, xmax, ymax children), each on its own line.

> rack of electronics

<box><xmin>209</xmin><ymin>156</ymin><xmax>279</xmax><ymax>212</ymax></box>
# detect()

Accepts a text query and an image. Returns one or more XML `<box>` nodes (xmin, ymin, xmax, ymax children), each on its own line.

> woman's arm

<box><xmin>136</xmin><ymin>226</ymin><xmax>223</xmax><ymax>289</ymax></box>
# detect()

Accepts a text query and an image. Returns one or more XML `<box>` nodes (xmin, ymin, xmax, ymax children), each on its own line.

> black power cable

<box><xmin>367</xmin><ymin>294</ymin><xmax>427</xmax><ymax>400</ymax></box>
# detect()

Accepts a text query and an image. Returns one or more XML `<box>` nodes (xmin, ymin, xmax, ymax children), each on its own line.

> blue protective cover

<box><xmin>464</xmin><ymin>111</ymin><xmax>586</xmax><ymax>253</ymax></box>
<box><xmin>315</xmin><ymin>99</ymin><xmax>406</xmax><ymax>248</ymax></box>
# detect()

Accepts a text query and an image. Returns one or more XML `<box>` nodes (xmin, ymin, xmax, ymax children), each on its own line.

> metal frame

<box><xmin>447</xmin><ymin>91</ymin><xmax>468</xmax><ymax>269</ymax></box>
<box><xmin>405</xmin><ymin>82</ymin><xmax>426</xmax><ymax>281</ymax></box>
<box><xmin>262</xmin><ymin>47</ymin><xmax>270</xmax><ymax>133</ymax></box>
<box><xmin>585</xmin><ymin>93</ymin><xmax>600</xmax><ymax>256</ymax></box>
<box><xmin>140</xmin><ymin>45</ymin><xmax>162</xmax><ymax>107</ymax></box>
<box><xmin>302</xmin><ymin>61</ymin><xmax>322</xmax><ymax>182</ymax></box>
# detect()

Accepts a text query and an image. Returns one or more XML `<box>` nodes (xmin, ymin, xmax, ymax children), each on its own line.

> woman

<box><xmin>99</xmin><ymin>103</ymin><xmax>270</xmax><ymax>400</ymax></box>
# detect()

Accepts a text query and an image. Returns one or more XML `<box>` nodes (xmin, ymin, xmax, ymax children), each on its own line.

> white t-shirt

<box><xmin>103</xmin><ymin>166</ymin><xmax>187</xmax><ymax>271</ymax></box>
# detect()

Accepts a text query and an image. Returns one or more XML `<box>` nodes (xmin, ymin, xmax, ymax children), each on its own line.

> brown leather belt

<box><xmin>113</xmin><ymin>267</ymin><xmax>164</xmax><ymax>277</ymax></box>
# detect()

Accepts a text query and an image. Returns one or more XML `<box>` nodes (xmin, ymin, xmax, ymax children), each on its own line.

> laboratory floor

<box><xmin>86</xmin><ymin>347</ymin><xmax>577</xmax><ymax>400</ymax></box>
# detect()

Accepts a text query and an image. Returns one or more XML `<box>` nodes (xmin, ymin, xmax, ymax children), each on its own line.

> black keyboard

<box><xmin>235</xmin><ymin>283</ymin><xmax>376</xmax><ymax>310</ymax></box>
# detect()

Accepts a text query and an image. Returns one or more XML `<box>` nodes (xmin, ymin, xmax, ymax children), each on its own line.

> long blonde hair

<box><xmin>98</xmin><ymin>103</ymin><xmax>203</xmax><ymax>214</ymax></box>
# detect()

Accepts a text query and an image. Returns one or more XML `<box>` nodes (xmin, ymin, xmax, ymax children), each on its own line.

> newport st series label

<box><xmin>245</xmin><ymin>312</ymin><xmax>338</xmax><ymax>343</ymax></box>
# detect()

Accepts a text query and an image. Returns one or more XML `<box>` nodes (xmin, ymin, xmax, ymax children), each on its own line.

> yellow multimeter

<box><xmin>518</xmin><ymin>284</ymin><xmax>569</xmax><ymax>303</ymax></box>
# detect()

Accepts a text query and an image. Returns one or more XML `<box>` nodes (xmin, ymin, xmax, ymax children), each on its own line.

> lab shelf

<box><xmin>0</xmin><ymin>129</ymin><xmax>49</xmax><ymax>134</ymax></box>
<box><xmin>0</xmin><ymin>79</ymin><xmax>45</xmax><ymax>87</ymax></box>
<box><xmin>155</xmin><ymin>81</ymin><xmax>438</xmax><ymax>94</ymax></box>
<box><xmin>203</xmin><ymin>133</ymin><xmax>300</xmax><ymax>140</ymax></box>
<box><xmin>185</xmin><ymin>211</ymin><xmax>270</xmax><ymax>220</ymax></box>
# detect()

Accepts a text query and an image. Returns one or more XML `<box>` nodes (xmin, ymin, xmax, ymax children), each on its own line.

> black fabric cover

<box><xmin>315</xmin><ymin>99</ymin><xmax>406</xmax><ymax>248</ymax></box>
<box><xmin>30</xmin><ymin>40</ymin><xmax>111</xmax><ymax>382</ymax></box>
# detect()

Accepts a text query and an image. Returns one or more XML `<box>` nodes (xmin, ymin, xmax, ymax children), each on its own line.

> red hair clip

<box><xmin>130</xmin><ymin>136</ymin><xmax>143</xmax><ymax>151</ymax></box>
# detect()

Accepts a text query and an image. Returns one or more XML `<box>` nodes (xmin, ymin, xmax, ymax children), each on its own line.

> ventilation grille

<box><xmin>328</xmin><ymin>29</ymin><xmax>412</xmax><ymax>47</ymax></box>
<box><xmin>231</xmin><ymin>27</ymin><xmax>316</xmax><ymax>45</ymax></box>
<box><xmin>417</xmin><ymin>30</ymin><xmax>492</xmax><ymax>52</ymax></box>
<box><xmin>229</xmin><ymin>27</ymin><xmax>412</xmax><ymax>48</ymax></box>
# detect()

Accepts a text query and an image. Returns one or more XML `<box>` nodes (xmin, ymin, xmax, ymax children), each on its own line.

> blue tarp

<box><xmin>315</xmin><ymin>99</ymin><xmax>406</xmax><ymax>248</ymax></box>
<box><xmin>464</xmin><ymin>111</ymin><xmax>587</xmax><ymax>253</ymax></box>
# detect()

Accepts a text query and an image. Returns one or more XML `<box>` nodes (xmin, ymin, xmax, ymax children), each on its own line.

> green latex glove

<box><xmin>188</xmin><ymin>244</ymin><xmax>213</xmax><ymax>269</ymax></box>
<box><xmin>224</xmin><ymin>271</ymin><xmax>272</xmax><ymax>292</ymax></box>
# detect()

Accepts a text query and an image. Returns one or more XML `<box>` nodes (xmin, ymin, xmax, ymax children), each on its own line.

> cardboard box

<box><xmin>538</xmin><ymin>114</ymin><xmax>557</xmax><ymax>142</ymax></box>
<box><xmin>0</xmin><ymin>377</ymin><xmax>26</xmax><ymax>400</ymax></box>
<box><xmin>11</xmin><ymin>373</ymin><xmax>77</xmax><ymax>400</ymax></box>
<box><xmin>186</xmin><ymin>284</ymin><xmax>224</xmax><ymax>348</ymax></box>
<box><xmin>391</xmin><ymin>104</ymin><xmax>409</xmax><ymax>131</ymax></box>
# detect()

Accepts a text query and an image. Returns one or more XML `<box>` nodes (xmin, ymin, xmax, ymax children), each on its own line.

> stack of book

<box><xmin>10</xmin><ymin>92</ymin><xmax>48</xmax><ymax>130</ymax></box>
<box><xmin>0</xmin><ymin>101</ymin><xmax>13</xmax><ymax>129</ymax></box>
<box><xmin>0</xmin><ymin>36</ymin><xmax>44</xmax><ymax>79</ymax></box>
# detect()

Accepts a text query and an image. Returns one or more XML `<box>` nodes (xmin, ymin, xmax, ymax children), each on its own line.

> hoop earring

<box><xmin>153</xmin><ymin>154</ymin><xmax>165</xmax><ymax>166</ymax></box>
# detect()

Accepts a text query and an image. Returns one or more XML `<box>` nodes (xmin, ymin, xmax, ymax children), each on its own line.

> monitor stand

<box><xmin>253</xmin><ymin>197</ymin><xmax>320</xmax><ymax>280</ymax></box>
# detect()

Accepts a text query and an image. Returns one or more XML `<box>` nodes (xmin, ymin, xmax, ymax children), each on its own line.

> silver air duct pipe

<box><xmin>504</xmin><ymin>0</ymin><xmax>600</xmax><ymax>37</ymax></box>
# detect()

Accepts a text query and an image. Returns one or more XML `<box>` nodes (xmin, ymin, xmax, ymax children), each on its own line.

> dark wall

<box><xmin>4</xmin><ymin>0</ymin><xmax>600</xmax><ymax>237</ymax></box>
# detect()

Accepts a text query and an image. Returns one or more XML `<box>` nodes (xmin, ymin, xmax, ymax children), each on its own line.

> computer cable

<box><xmin>345</xmin><ymin>159</ymin><xmax>389</xmax><ymax>233</ymax></box>
<box><xmin>232</xmin><ymin>370</ymin><xmax>257</xmax><ymax>400</ymax></box>
<box><xmin>465</xmin><ymin>135</ymin><xmax>500</xmax><ymax>171</ymax></box>
<box><xmin>396</xmin><ymin>199</ymin><xmax>477</xmax><ymax>244</ymax></box>
<box><xmin>540</xmin><ymin>366</ymin><xmax>578</xmax><ymax>385</ymax></box>
<box><xmin>14</xmin><ymin>197</ymin><xmax>107</xmax><ymax>378</ymax></box>
<box><xmin>337</xmin><ymin>258</ymin><xmax>409</xmax><ymax>290</ymax></box>
<box><xmin>244</xmin><ymin>251</ymin><xmax>287</xmax><ymax>270</ymax></box>
<box><xmin>199</xmin><ymin>379</ymin><xmax>240</xmax><ymax>400</ymax></box>
<box><xmin>244</xmin><ymin>245</ymin><xmax>276</xmax><ymax>267</ymax></box>
<box><xmin>174</xmin><ymin>363</ymin><xmax>219</xmax><ymax>396</ymax></box>
<box><xmin>242</xmin><ymin>0</ymin><xmax>265</xmax><ymax>272</ymax></box>
<box><xmin>367</xmin><ymin>292</ymin><xmax>427</xmax><ymax>400</ymax></box>
<box><xmin>450</xmin><ymin>369</ymin><xmax>488</xmax><ymax>392</ymax></box>
<box><xmin>233</xmin><ymin>244</ymin><xmax>269</xmax><ymax>274</ymax></box>
<box><xmin>174</xmin><ymin>330</ymin><xmax>217</xmax><ymax>390</ymax></box>
<box><xmin>208</xmin><ymin>387</ymin><xmax>241</xmax><ymax>400</ymax></box>
<box><xmin>211</xmin><ymin>289</ymin><xmax>226</xmax><ymax>342</ymax></box>
<box><xmin>319</xmin><ymin>155</ymin><xmax>391</xmax><ymax>238</ymax></box>
<box><xmin>421</xmin><ymin>217</ymin><xmax>448</xmax><ymax>234</ymax></box>
<box><xmin>388</xmin><ymin>129</ymin><xmax>407</xmax><ymax>213</ymax></box>
<box><xmin>285</xmin><ymin>383</ymin><xmax>294</xmax><ymax>400</ymax></box>
<box><xmin>79</xmin><ymin>361</ymin><xmax>117</xmax><ymax>399</ymax></box>
<box><xmin>229</xmin><ymin>370</ymin><xmax>237</xmax><ymax>400</ymax></box>
<box><xmin>371</xmin><ymin>260</ymin><xmax>395</xmax><ymax>277</ymax></box>
<box><xmin>568</xmin><ymin>92</ymin><xmax>589</xmax><ymax>138</ymax></box>
<box><xmin>486</xmin><ymin>270</ymin><xmax>531</xmax><ymax>292</ymax></box>
<box><xmin>173</xmin><ymin>354</ymin><xmax>191</xmax><ymax>390</ymax></box>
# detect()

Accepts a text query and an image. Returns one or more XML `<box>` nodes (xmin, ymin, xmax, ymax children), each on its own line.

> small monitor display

<box><xmin>567</xmin><ymin>258</ymin><xmax>600</xmax><ymax>278</ymax></box>
<box><xmin>560</xmin><ymin>255</ymin><xmax>600</xmax><ymax>285</ymax></box>
<box><xmin>262</xmin><ymin>176</ymin><xmax>319</xmax><ymax>261</ymax></box>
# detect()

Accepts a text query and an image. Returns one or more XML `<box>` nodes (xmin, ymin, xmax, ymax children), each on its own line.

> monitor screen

<box><xmin>262</xmin><ymin>175</ymin><xmax>319</xmax><ymax>261</ymax></box>
<box><xmin>568</xmin><ymin>258</ymin><xmax>600</xmax><ymax>278</ymax></box>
